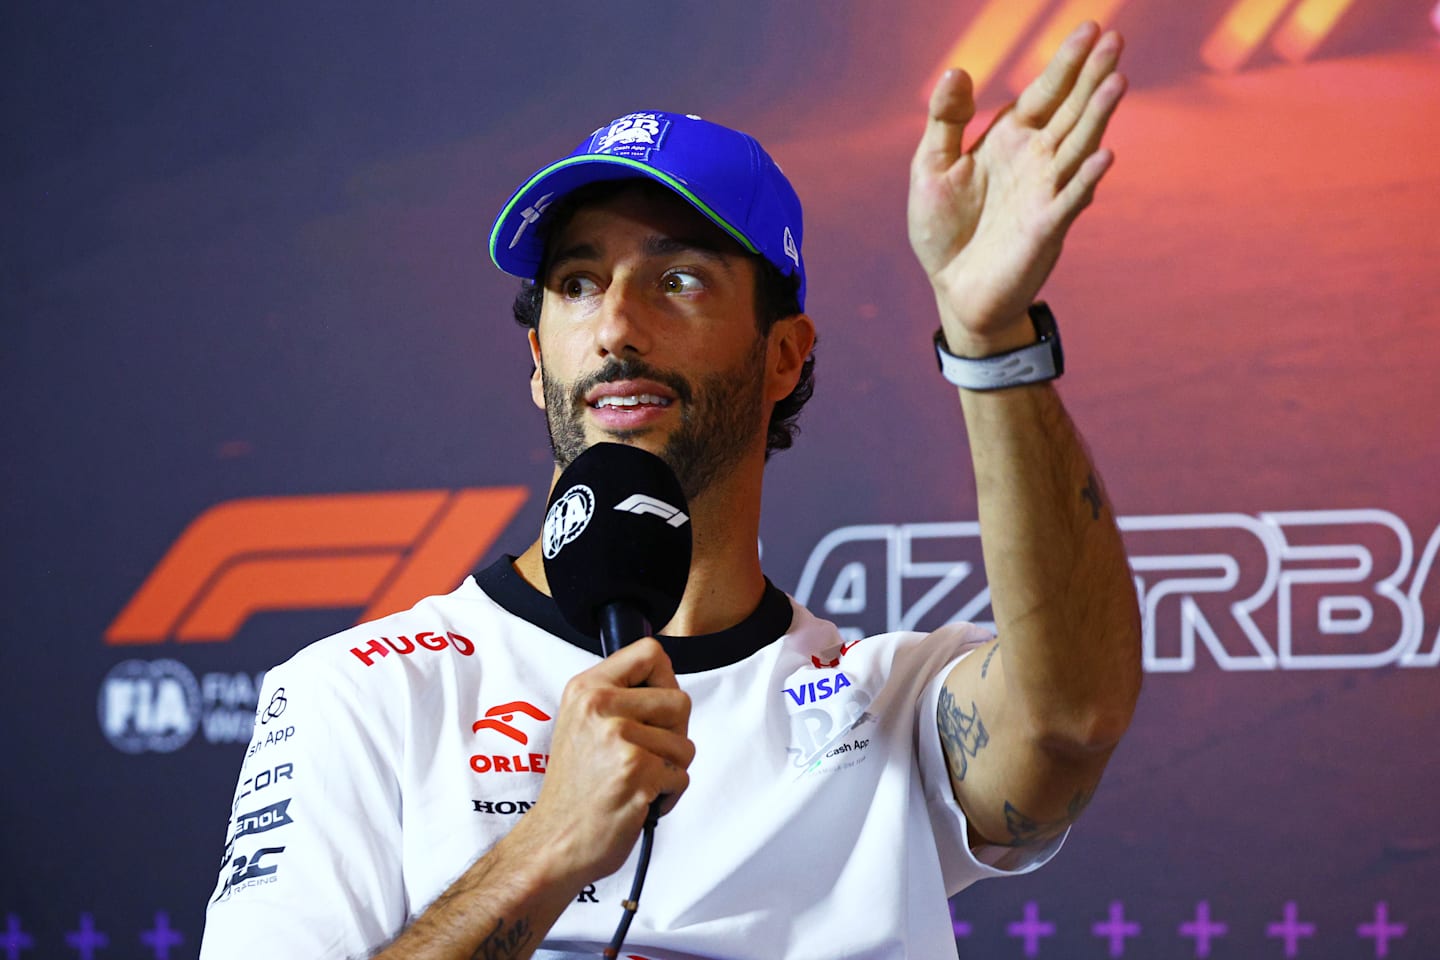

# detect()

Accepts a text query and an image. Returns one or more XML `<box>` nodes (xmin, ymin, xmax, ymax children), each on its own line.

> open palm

<box><xmin>909</xmin><ymin>22</ymin><xmax>1127</xmax><ymax>351</ymax></box>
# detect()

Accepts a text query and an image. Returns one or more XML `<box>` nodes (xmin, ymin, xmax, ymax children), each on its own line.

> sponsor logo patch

<box><xmin>214</xmin><ymin>846</ymin><xmax>286</xmax><ymax>902</ymax></box>
<box><xmin>781</xmin><ymin>669</ymin><xmax>874</xmax><ymax>775</ymax></box>
<box><xmin>233</xmin><ymin>763</ymin><xmax>295</xmax><ymax>813</ymax></box>
<box><xmin>589</xmin><ymin>113</ymin><xmax>671</xmax><ymax>161</ymax></box>
<box><xmin>349</xmin><ymin>630</ymin><xmax>475</xmax><ymax>667</ymax></box>
<box><xmin>259</xmin><ymin>687</ymin><xmax>287</xmax><ymax>724</ymax></box>
<box><xmin>473</xmin><ymin>701</ymin><xmax>552</xmax><ymax>745</ymax></box>
<box><xmin>234</xmin><ymin>799</ymin><xmax>294</xmax><ymax>839</ymax></box>
<box><xmin>472</xmin><ymin>799</ymin><xmax>536</xmax><ymax>815</ymax></box>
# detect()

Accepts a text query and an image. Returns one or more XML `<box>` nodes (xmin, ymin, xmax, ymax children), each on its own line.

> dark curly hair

<box><xmin>510</xmin><ymin>185</ymin><xmax>816</xmax><ymax>458</ymax></box>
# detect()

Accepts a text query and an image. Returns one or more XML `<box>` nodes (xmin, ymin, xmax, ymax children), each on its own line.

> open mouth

<box><xmin>592</xmin><ymin>394</ymin><xmax>673</xmax><ymax>410</ymax></box>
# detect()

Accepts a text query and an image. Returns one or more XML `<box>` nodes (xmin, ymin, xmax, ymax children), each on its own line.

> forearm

<box><xmin>958</xmin><ymin>379</ymin><xmax>1141</xmax><ymax>749</ymax></box>
<box><xmin>371</xmin><ymin>818</ymin><xmax>584</xmax><ymax>960</ymax></box>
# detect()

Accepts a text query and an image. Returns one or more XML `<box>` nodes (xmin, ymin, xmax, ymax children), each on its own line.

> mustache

<box><xmin>569</xmin><ymin>356</ymin><xmax>694</xmax><ymax>406</ymax></box>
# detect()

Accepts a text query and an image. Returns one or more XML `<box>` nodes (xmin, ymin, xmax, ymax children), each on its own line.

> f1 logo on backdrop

<box><xmin>106</xmin><ymin>488</ymin><xmax>528</xmax><ymax>644</ymax></box>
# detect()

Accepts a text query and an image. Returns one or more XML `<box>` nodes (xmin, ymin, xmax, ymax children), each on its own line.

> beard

<box><xmin>542</xmin><ymin>337</ymin><xmax>768</xmax><ymax>502</ymax></box>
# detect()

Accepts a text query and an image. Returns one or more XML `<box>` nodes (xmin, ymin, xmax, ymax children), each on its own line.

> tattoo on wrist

<box><xmin>1081</xmin><ymin>472</ymin><xmax>1104</xmax><ymax>521</ymax></box>
<box><xmin>938</xmin><ymin>688</ymin><xmax>990</xmax><ymax>782</ymax></box>
<box><xmin>980</xmin><ymin>641</ymin><xmax>1000</xmax><ymax>679</ymax></box>
<box><xmin>1002</xmin><ymin>786</ymin><xmax>1096</xmax><ymax>847</ymax></box>
<box><xmin>471</xmin><ymin>917</ymin><xmax>534</xmax><ymax>960</ymax></box>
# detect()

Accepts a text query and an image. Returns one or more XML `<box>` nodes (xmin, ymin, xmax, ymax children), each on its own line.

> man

<box><xmin>201</xmin><ymin>21</ymin><xmax>1140</xmax><ymax>960</ymax></box>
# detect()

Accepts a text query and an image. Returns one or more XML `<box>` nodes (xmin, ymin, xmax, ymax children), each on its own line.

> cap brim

<box><xmin>488</xmin><ymin>154</ymin><xmax>761</xmax><ymax>281</ymax></box>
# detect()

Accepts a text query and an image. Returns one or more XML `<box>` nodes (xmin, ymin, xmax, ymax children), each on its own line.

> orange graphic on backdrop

<box><xmin>928</xmin><ymin>0</ymin><xmax>1362</xmax><ymax>99</ymax></box>
<box><xmin>105</xmin><ymin>488</ymin><xmax>528</xmax><ymax>643</ymax></box>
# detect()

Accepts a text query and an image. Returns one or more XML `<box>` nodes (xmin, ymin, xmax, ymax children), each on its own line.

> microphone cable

<box><xmin>597</xmin><ymin>614</ymin><xmax>665</xmax><ymax>960</ymax></box>
<box><xmin>601</xmin><ymin>799</ymin><xmax>661</xmax><ymax>959</ymax></box>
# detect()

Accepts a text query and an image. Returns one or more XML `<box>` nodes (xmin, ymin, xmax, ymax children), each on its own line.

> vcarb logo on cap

<box><xmin>543</xmin><ymin>484</ymin><xmax>595</xmax><ymax>559</ymax></box>
<box><xmin>591</xmin><ymin>113</ymin><xmax>670</xmax><ymax>160</ymax></box>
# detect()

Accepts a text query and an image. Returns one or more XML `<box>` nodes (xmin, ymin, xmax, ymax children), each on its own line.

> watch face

<box><xmin>1028</xmin><ymin>303</ymin><xmax>1063</xmax><ymax>375</ymax></box>
<box><xmin>1029</xmin><ymin>302</ymin><xmax>1057</xmax><ymax>340</ymax></box>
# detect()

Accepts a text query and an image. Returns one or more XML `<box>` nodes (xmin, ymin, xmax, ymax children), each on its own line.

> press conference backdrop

<box><xmin>5</xmin><ymin>2</ymin><xmax>1438</xmax><ymax>958</ymax></box>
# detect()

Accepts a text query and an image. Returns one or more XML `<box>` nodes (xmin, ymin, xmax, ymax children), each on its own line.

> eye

<box><xmin>561</xmin><ymin>276</ymin><xmax>599</xmax><ymax>299</ymax></box>
<box><xmin>661</xmin><ymin>270</ymin><xmax>703</xmax><ymax>294</ymax></box>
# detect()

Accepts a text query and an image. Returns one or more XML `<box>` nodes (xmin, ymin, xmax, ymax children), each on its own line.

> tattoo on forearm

<box><xmin>938</xmin><ymin>687</ymin><xmax>989</xmax><ymax>782</ymax></box>
<box><xmin>980</xmin><ymin>641</ymin><xmax>999</xmax><ymax>680</ymax></box>
<box><xmin>1080</xmin><ymin>472</ymin><xmax>1104</xmax><ymax>521</ymax></box>
<box><xmin>1002</xmin><ymin>786</ymin><xmax>1096</xmax><ymax>847</ymax></box>
<box><xmin>471</xmin><ymin>917</ymin><xmax>534</xmax><ymax>960</ymax></box>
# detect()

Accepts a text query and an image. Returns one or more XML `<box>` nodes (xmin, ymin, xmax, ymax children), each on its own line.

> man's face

<box><xmin>528</xmin><ymin>183</ymin><xmax>775</xmax><ymax>501</ymax></box>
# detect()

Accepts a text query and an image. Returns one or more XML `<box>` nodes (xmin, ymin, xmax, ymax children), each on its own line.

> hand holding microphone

<box><xmin>535</xmin><ymin>444</ymin><xmax>694</xmax><ymax>955</ymax></box>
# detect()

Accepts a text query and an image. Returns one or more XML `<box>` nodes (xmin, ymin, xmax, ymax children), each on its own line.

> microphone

<box><xmin>541</xmin><ymin>443</ymin><xmax>691</xmax><ymax>958</ymax></box>
<box><xmin>541</xmin><ymin>442</ymin><xmax>692</xmax><ymax>655</ymax></box>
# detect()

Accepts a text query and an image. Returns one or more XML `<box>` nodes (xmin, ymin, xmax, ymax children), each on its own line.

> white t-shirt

<box><xmin>199</xmin><ymin>558</ymin><xmax>1061</xmax><ymax>960</ymax></box>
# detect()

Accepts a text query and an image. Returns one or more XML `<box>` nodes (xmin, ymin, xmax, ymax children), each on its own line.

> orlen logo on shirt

<box><xmin>471</xmin><ymin>701</ymin><xmax>553</xmax><ymax>774</ymax></box>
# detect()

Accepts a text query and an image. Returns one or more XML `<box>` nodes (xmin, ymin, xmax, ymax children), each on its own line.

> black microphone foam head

<box><xmin>541</xmin><ymin>443</ymin><xmax>693</xmax><ymax>639</ymax></box>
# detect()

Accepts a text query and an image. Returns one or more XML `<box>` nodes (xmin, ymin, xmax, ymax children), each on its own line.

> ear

<box><xmin>764</xmin><ymin>313</ymin><xmax>816</xmax><ymax>404</ymax></box>
<box><xmin>528</xmin><ymin>328</ymin><xmax>545</xmax><ymax>411</ymax></box>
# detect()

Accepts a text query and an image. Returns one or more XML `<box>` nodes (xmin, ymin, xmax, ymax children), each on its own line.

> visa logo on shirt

<box><xmin>783</xmin><ymin>672</ymin><xmax>852</xmax><ymax>706</ymax></box>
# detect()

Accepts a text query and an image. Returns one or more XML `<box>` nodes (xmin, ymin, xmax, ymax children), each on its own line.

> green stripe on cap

<box><xmin>489</xmin><ymin>154</ymin><xmax>760</xmax><ymax>271</ymax></box>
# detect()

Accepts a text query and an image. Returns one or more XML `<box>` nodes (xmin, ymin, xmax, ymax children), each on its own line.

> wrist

<box><xmin>937</xmin><ymin>313</ymin><xmax>1037</xmax><ymax>358</ymax></box>
<box><xmin>486</xmin><ymin>807</ymin><xmax>594</xmax><ymax>902</ymax></box>
<box><xmin>933</xmin><ymin>302</ymin><xmax>1064</xmax><ymax>391</ymax></box>
<box><xmin>931</xmin><ymin>285</ymin><xmax>1037</xmax><ymax>356</ymax></box>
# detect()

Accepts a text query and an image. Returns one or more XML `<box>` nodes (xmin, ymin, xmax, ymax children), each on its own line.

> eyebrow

<box><xmin>545</xmin><ymin>234</ymin><xmax>737</xmax><ymax>280</ymax></box>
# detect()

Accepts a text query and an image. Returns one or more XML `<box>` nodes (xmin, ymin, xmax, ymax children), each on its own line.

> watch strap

<box><xmin>933</xmin><ymin>302</ymin><xmax>1064</xmax><ymax>391</ymax></box>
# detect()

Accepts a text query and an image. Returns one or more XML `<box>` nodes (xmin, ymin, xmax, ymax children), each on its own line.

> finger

<box><xmin>593</xmin><ymin>636</ymin><xmax>680</xmax><ymax>689</ymax></box>
<box><xmin>1053</xmin><ymin>147</ymin><xmax>1115</xmax><ymax>227</ymax></box>
<box><xmin>595</xmin><ymin>685</ymin><xmax>692</xmax><ymax>733</ymax></box>
<box><xmin>913</xmin><ymin>68</ymin><xmax>976</xmax><ymax>176</ymax></box>
<box><xmin>652</xmin><ymin>767</ymin><xmax>690</xmax><ymax>818</ymax></box>
<box><xmin>1046</xmin><ymin>31</ymin><xmax>1124</xmax><ymax>155</ymax></box>
<box><xmin>1053</xmin><ymin>71</ymin><xmax>1126</xmax><ymax>187</ymax></box>
<box><xmin>1013</xmin><ymin>21</ymin><xmax>1100</xmax><ymax>127</ymax></box>
<box><xmin>619</xmin><ymin>720</ymin><xmax>696</xmax><ymax>771</ymax></box>
<box><xmin>610</xmin><ymin>735</ymin><xmax>692</xmax><ymax>818</ymax></box>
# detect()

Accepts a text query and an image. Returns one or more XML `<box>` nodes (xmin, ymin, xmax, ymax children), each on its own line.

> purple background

<box><xmin>4</xmin><ymin>2</ymin><xmax>1439</xmax><ymax>957</ymax></box>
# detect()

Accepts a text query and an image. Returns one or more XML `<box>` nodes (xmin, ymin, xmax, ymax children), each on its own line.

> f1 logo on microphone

<box><xmin>615</xmin><ymin>494</ymin><xmax>689</xmax><ymax>527</ymax></box>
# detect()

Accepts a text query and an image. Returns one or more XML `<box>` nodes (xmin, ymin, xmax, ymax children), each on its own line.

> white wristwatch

<box><xmin>933</xmin><ymin>302</ymin><xmax>1064</xmax><ymax>391</ymax></box>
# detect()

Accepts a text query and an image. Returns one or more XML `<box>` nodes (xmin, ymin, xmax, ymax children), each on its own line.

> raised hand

<box><xmin>908</xmin><ymin>22</ymin><xmax>1126</xmax><ymax>355</ymax></box>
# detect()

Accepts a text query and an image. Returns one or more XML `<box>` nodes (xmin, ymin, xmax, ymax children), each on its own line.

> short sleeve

<box><xmin>913</xmin><ymin>635</ymin><xmax>1068</xmax><ymax>895</ymax></box>
<box><xmin>199</xmin><ymin>651</ymin><xmax>407</xmax><ymax>960</ymax></box>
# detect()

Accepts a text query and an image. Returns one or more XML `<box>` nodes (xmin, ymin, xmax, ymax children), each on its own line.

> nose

<box><xmin>592</xmin><ymin>276</ymin><xmax>653</xmax><ymax>358</ymax></box>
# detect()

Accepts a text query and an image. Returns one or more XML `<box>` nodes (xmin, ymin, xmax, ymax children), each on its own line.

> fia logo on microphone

<box><xmin>543</xmin><ymin>484</ymin><xmax>595</xmax><ymax>559</ymax></box>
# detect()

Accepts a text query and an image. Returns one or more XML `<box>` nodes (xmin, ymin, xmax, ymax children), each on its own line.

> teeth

<box><xmin>594</xmin><ymin>394</ymin><xmax>670</xmax><ymax>409</ymax></box>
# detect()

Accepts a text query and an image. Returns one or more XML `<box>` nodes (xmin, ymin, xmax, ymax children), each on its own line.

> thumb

<box><xmin>913</xmin><ymin>69</ymin><xmax>976</xmax><ymax>177</ymax></box>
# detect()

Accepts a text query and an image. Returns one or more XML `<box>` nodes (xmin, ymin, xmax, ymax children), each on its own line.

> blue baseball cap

<box><xmin>489</xmin><ymin>110</ymin><xmax>806</xmax><ymax>309</ymax></box>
